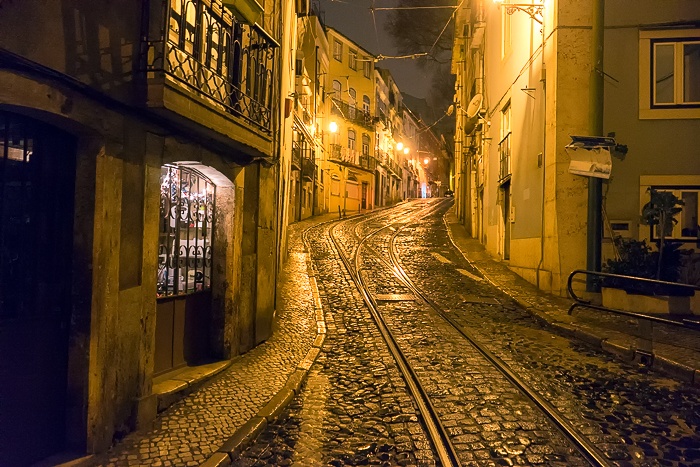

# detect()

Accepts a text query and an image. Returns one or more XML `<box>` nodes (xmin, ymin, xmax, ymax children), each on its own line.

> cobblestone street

<box><xmin>237</xmin><ymin>200</ymin><xmax>700</xmax><ymax>467</ymax></box>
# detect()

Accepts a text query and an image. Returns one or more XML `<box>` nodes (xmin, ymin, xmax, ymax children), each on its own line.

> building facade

<box><xmin>452</xmin><ymin>0</ymin><xmax>700</xmax><ymax>296</ymax></box>
<box><xmin>0</xmin><ymin>0</ymin><xmax>292</xmax><ymax>463</ymax></box>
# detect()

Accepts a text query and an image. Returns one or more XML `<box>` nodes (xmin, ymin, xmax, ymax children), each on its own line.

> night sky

<box><xmin>319</xmin><ymin>0</ymin><xmax>434</xmax><ymax>99</ymax></box>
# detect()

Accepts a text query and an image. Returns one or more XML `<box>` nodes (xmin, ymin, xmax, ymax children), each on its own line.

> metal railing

<box><xmin>143</xmin><ymin>0</ymin><xmax>277</xmax><ymax>132</ymax></box>
<box><xmin>330</xmin><ymin>98</ymin><xmax>374</xmax><ymax>129</ymax></box>
<box><xmin>498</xmin><ymin>132</ymin><xmax>511</xmax><ymax>182</ymax></box>
<box><xmin>291</xmin><ymin>146</ymin><xmax>302</xmax><ymax>169</ymax></box>
<box><xmin>302</xmin><ymin>156</ymin><xmax>316</xmax><ymax>181</ymax></box>
<box><xmin>567</xmin><ymin>269</ymin><xmax>700</xmax><ymax>363</ymax></box>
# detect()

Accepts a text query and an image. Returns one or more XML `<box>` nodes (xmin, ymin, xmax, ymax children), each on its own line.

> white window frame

<box><xmin>639</xmin><ymin>29</ymin><xmax>700</xmax><ymax>119</ymax></box>
<box><xmin>348</xmin><ymin>129</ymin><xmax>356</xmax><ymax>150</ymax></box>
<box><xmin>363</xmin><ymin>59</ymin><xmax>371</xmax><ymax>78</ymax></box>
<box><xmin>349</xmin><ymin>49</ymin><xmax>357</xmax><ymax>70</ymax></box>
<box><xmin>333</xmin><ymin>40</ymin><xmax>343</xmax><ymax>62</ymax></box>
<box><xmin>501</xmin><ymin>1</ymin><xmax>512</xmax><ymax>60</ymax></box>
<box><xmin>640</xmin><ymin>175</ymin><xmax>700</xmax><ymax>244</ymax></box>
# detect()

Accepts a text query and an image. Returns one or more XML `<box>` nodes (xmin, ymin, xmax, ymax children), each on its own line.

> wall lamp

<box><xmin>493</xmin><ymin>0</ymin><xmax>544</xmax><ymax>24</ymax></box>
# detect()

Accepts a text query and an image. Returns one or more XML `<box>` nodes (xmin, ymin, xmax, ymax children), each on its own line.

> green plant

<box><xmin>602</xmin><ymin>237</ymin><xmax>683</xmax><ymax>294</ymax></box>
<box><xmin>641</xmin><ymin>189</ymin><xmax>684</xmax><ymax>280</ymax></box>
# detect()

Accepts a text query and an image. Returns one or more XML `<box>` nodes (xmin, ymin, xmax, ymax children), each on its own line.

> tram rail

<box><xmin>328</xmin><ymin>199</ymin><xmax>612</xmax><ymax>467</ymax></box>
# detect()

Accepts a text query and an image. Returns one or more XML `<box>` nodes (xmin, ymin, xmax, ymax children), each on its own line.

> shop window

<box><xmin>158</xmin><ymin>165</ymin><xmax>215</xmax><ymax>297</ymax></box>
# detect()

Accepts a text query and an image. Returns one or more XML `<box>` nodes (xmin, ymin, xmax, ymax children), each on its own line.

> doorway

<box><xmin>155</xmin><ymin>165</ymin><xmax>216</xmax><ymax>375</ymax></box>
<box><xmin>361</xmin><ymin>181</ymin><xmax>368</xmax><ymax>209</ymax></box>
<box><xmin>501</xmin><ymin>181</ymin><xmax>511</xmax><ymax>260</ymax></box>
<box><xmin>0</xmin><ymin>112</ymin><xmax>76</xmax><ymax>465</ymax></box>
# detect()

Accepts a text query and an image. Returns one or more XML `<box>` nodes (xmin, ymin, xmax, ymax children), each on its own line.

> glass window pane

<box><xmin>654</xmin><ymin>43</ymin><xmax>675</xmax><ymax>104</ymax></box>
<box><xmin>683</xmin><ymin>43</ymin><xmax>700</xmax><ymax>103</ymax></box>
<box><xmin>681</xmin><ymin>191</ymin><xmax>699</xmax><ymax>238</ymax></box>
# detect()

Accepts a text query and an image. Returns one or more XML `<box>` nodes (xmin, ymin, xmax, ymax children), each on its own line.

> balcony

<box><xmin>291</xmin><ymin>146</ymin><xmax>302</xmax><ymax>170</ymax></box>
<box><xmin>330</xmin><ymin>99</ymin><xmax>374</xmax><ymax>130</ymax></box>
<box><xmin>302</xmin><ymin>156</ymin><xmax>316</xmax><ymax>181</ymax></box>
<box><xmin>143</xmin><ymin>0</ymin><xmax>277</xmax><ymax>157</ymax></box>
<box><xmin>498</xmin><ymin>132</ymin><xmax>511</xmax><ymax>182</ymax></box>
<box><xmin>329</xmin><ymin>144</ymin><xmax>376</xmax><ymax>172</ymax></box>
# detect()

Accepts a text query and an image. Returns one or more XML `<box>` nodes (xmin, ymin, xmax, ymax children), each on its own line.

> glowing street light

<box><xmin>396</xmin><ymin>142</ymin><xmax>404</xmax><ymax>151</ymax></box>
<box><xmin>423</xmin><ymin>158</ymin><xmax>429</xmax><ymax>165</ymax></box>
<box><xmin>329</xmin><ymin>122</ymin><xmax>338</xmax><ymax>133</ymax></box>
<box><xmin>403</xmin><ymin>147</ymin><xmax>410</xmax><ymax>155</ymax></box>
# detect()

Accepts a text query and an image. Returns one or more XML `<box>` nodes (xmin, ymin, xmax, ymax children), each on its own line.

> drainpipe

<box><xmin>586</xmin><ymin>0</ymin><xmax>605</xmax><ymax>292</ymax></box>
<box><xmin>536</xmin><ymin>19</ymin><xmax>546</xmax><ymax>290</ymax></box>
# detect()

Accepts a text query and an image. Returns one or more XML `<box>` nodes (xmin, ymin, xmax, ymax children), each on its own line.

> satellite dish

<box><xmin>466</xmin><ymin>94</ymin><xmax>483</xmax><ymax>118</ymax></box>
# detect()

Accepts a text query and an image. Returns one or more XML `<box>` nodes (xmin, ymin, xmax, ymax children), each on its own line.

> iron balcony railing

<box><xmin>291</xmin><ymin>146</ymin><xmax>302</xmax><ymax>169</ymax></box>
<box><xmin>302</xmin><ymin>156</ymin><xmax>316</xmax><ymax>181</ymax></box>
<box><xmin>498</xmin><ymin>132</ymin><xmax>512</xmax><ymax>182</ymax></box>
<box><xmin>329</xmin><ymin>144</ymin><xmax>376</xmax><ymax>171</ymax></box>
<box><xmin>330</xmin><ymin>98</ymin><xmax>374</xmax><ymax>129</ymax></box>
<box><xmin>375</xmin><ymin>149</ymin><xmax>387</xmax><ymax>166</ymax></box>
<box><xmin>144</xmin><ymin>0</ymin><xmax>277</xmax><ymax>132</ymax></box>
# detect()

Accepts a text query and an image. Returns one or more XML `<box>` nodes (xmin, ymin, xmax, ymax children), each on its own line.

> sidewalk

<box><xmin>90</xmin><ymin>214</ymin><xmax>338</xmax><ymax>467</ymax></box>
<box><xmin>444</xmin><ymin>209</ymin><xmax>700</xmax><ymax>386</ymax></box>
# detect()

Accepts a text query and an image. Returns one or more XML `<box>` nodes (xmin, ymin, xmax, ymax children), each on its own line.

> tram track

<box><xmin>328</xmin><ymin>199</ymin><xmax>612</xmax><ymax>467</ymax></box>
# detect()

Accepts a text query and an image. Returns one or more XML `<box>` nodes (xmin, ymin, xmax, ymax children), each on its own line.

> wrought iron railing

<box><xmin>330</xmin><ymin>98</ymin><xmax>374</xmax><ymax>129</ymax></box>
<box><xmin>330</xmin><ymin>143</ymin><xmax>343</xmax><ymax>162</ymax></box>
<box><xmin>359</xmin><ymin>154</ymin><xmax>376</xmax><ymax>171</ymax></box>
<box><xmin>302</xmin><ymin>156</ymin><xmax>316</xmax><ymax>180</ymax></box>
<box><xmin>143</xmin><ymin>0</ymin><xmax>277</xmax><ymax>132</ymax></box>
<box><xmin>375</xmin><ymin>149</ymin><xmax>387</xmax><ymax>166</ymax></box>
<box><xmin>498</xmin><ymin>132</ymin><xmax>511</xmax><ymax>182</ymax></box>
<box><xmin>291</xmin><ymin>146</ymin><xmax>302</xmax><ymax>169</ymax></box>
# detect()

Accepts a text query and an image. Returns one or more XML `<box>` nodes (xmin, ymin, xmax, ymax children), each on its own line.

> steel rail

<box><xmin>379</xmin><ymin>215</ymin><xmax>613</xmax><ymax>467</ymax></box>
<box><xmin>329</xmin><ymin>199</ymin><xmax>461</xmax><ymax>467</ymax></box>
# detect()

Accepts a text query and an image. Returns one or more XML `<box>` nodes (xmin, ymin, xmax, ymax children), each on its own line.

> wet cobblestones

<box><xmin>397</xmin><ymin>201</ymin><xmax>700</xmax><ymax>466</ymax></box>
<box><xmin>91</xmin><ymin>221</ymin><xmax>319</xmax><ymax>467</ymax></box>
<box><xmin>235</xmin><ymin>217</ymin><xmax>434</xmax><ymax>467</ymax></box>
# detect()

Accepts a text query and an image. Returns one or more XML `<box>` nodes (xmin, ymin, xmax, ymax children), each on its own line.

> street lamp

<box><xmin>403</xmin><ymin>147</ymin><xmax>410</xmax><ymax>155</ymax></box>
<box><xmin>493</xmin><ymin>0</ymin><xmax>544</xmax><ymax>24</ymax></box>
<box><xmin>423</xmin><ymin>158</ymin><xmax>429</xmax><ymax>165</ymax></box>
<box><xmin>329</xmin><ymin>122</ymin><xmax>338</xmax><ymax>133</ymax></box>
<box><xmin>396</xmin><ymin>142</ymin><xmax>404</xmax><ymax>151</ymax></box>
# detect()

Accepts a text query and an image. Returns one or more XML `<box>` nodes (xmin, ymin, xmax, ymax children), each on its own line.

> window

<box><xmin>362</xmin><ymin>134</ymin><xmax>370</xmax><ymax>156</ymax></box>
<box><xmin>501</xmin><ymin>1</ymin><xmax>512</xmax><ymax>59</ymax></box>
<box><xmin>652</xmin><ymin>40</ymin><xmax>700</xmax><ymax>106</ymax></box>
<box><xmin>649</xmin><ymin>188</ymin><xmax>700</xmax><ymax>241</ymax></box>
<box><xmin>333</xmin><ymin>80</ymin><xmax>342</xmax><ymax>100</ymax></box>
<box><xmin>363</xmin><ymin>60</ymin><xmax>372</xmax><ymax>78</ymax></box>
<box><xmin>158</xmin><ymin>165</ymin><xmax>215</xmax><ymax>297</ymax></box>
<box><xmin>348</xmin><ymin>129</ymin><xmax>356</xmax><ymax>150</ymax></box>
<box><xmin>640</xmin><ymin>30</ymin><xmax>700</xmax><ymax>119</ymax></box>
<box><xmin>333</xmin><ymin>40</ymin><xmax>343</xmax><ymax>61</ymax></box>
<box><xmin>348</xmin><ymin>88</ymin><xmax>357</xmax><ymax>119</ymax></box>
<box><xmin>295</xmin><ymin>59</ymin><xmax>303</xmax><ymax>76</ymax></box>
<box><xmin>349</xmin><ymin>49</ymin><xmax>357</xmax><ymax>70</ymax></box>
<box><xmin>362</xmin><ymin>95</ymin><xmax>370</xmax><ymax>114</ymax></box>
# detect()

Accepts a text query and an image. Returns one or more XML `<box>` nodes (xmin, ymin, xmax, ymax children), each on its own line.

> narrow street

<box><xmin>234</xmin><ymin>200</ymin><xmax>700</xmax><ymax>467</ymax></box>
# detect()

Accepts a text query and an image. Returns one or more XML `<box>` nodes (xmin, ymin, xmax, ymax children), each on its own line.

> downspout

<box><xmin>312</xmin><ymin>45</ymin><xmax>318</xmax><ymax>216</ymax></box>
<box><xmin>535</xmin><ymin>16</ymin><xmax>546</xmax><ymax>290</ymax></box>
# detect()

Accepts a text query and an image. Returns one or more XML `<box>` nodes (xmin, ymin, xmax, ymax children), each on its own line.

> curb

<box><xmin>200</xmin><ymin>227</ymin><xmax>327</xmax><ymax>467</ymax></box>
<box><xmin>442</xmin><ymin>212</ymin><xmax>700</xmax><ymax>387</ymax></box>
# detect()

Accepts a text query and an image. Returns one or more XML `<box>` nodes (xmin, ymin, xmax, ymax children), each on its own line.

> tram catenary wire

<box><xmin>328</xmin><ymin>199</ymin><xmax>613</xmax><ymax>467</ymax></box>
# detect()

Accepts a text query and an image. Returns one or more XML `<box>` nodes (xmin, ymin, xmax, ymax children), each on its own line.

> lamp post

<box><xmin>493</xmin><ymin>0</ymin><xmax>544</xmax><ymax>23</ymax></box>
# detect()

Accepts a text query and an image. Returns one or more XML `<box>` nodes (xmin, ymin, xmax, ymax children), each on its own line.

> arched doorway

<box><xmin>0</xmin><ymin>111</ymin><xmax>76</xmax><ymax>465</ymax></box>
<box><xmin>155</xmin><ymin>164</ymin><xmax>216</xmax><ymax>375</ymax></box>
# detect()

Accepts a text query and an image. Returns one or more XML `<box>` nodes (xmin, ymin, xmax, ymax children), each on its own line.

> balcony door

<box><xmin>0</xmin><ymin>112</ymin><xmax>76</xmax><ymax>465</ymax></box>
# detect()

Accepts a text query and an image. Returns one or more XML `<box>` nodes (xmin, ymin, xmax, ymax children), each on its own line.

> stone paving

<box><xmin>236</xmin><ymin>207</ymin><xmax>435</xmax><ymax>467</ymax></box>
<box><xmin>399</xmin><ymin>201</ymin><xmax>700</xmax><ymax>465</ymax></box>
<box><xmin>90</xmin><ymin>216</ymin><xmax>329</xmax><ymax>467</ymax></box>
<box><xmin>443</xmin><ymin>209</ymin><xmax>700</xmax><ymax>373</ymax></box>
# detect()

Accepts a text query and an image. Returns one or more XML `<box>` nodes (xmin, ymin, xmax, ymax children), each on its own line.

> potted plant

<box><xmin>600</xmin><ymin>190</ymin><xmax>694</xmax><ymax>314</ymax></box>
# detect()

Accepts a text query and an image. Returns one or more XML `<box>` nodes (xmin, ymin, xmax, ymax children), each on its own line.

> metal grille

<box><xmin>0</xmin><ymin>112</ymin><xmax>75</xmax><ymax>319</ymax></box>
<box><xmin>145</xmin><ymin>0</ymin><xmax>277</xmax><ymax>132</ymax></box>
<box><xmin>157</xmin><ymin>165</ymin><xmax>216</xmax><ymax>297</ymax></box>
